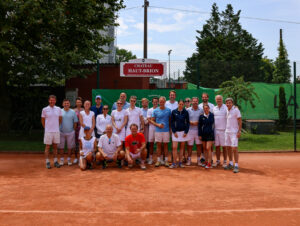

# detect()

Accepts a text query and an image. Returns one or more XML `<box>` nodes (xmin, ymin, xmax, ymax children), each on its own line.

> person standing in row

<box><xmin>198</xmin><ymin>104</ymin><xmax>215</xmax><ymax>169</ymax></box>
<box><xmin>73</xmin><ymin>97</ymin><xmax>84</xmax><ymax>164</ymax></box>
<box><xmin>79</xmin><ymin>100</ymin><xmax>95</xmax><ymax>139</ymax></box>
<box><xmin>141</xmin><ymin>98</ymin><xmax>150</xmax><ymax>160</ymax></box>
<box><xmin>199</xmin><ymin>93</ymin><xmax>215</xmax><ymax>164</ymax></box>
<box><xmin>111</xmin><ymin>99</ymin><xmax>128</xmax><ymax>146</ymax></box>
<box><xmin>41</xmin><ymin>95</ymin><xmax>62</xmax><ymax>169</ymax></box>
<box><xmin>96</xmin><ymin>105</ymin><xmax>111</xmax><ymax>139</ymax></box>
<box><xmin>58</xmin><ymin>99</ymin><xmax>78</xmax><ymax>166</ymax></box>
<box><xmin>91</xmin><ymin>95</ymin><xmax>103</xmax><ymax>140</ymax></box>
<box><xmin>187</xmin><ymin>97</ymin><xmax>203</xmax><ymax>166</ymax></box>
<box><xmin>111</xmin><ymin>92</ymin><xmax>130</xmax><ymax>111</ymax></box>
<box><xmin>170</xmin><ymin>100</ymin><xmax>190</xmax><ymax>168</ymax></box>
<box><xmin>147</xmin><ymin>97</ymin><xmax>159</xmax><ymax>164</ymax></box>
<box><xmin>125</xmin><ymin>96</ymin><xmax>144</xmax><ymax>136</ymax></box>
<box><xmin>213</xmin><ymin>95</ymin><xmax>227</xmax><ymax>167</ymax></box>
<box><xmin>199</xmin><ymin>93</ymin><xmax>214</xmax><ymax>112</ymax></box>
<box><xmin>152</xmin><ymin>96</ymin><xmax>171</xmax><ymax>167</ymax></box>
<box><xmin>165</xmin><ymin>90</ymin><xmax>178</xmax><ymax>111</ymax></box>
<box><xmin>183</xmin><ymin>97</ymin><xmax>191</xmax><ymax>163</ymax></box>
<box><xmin>224</xmin><ymin>98</ymin><xmax>242</xmax><ymax>173</ymax></box>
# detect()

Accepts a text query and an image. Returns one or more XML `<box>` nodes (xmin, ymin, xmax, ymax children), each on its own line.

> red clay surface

<box><xmin>0</xmin><ymin>152</ymin><xmax>300</xmax><ymax>226</ymax></box>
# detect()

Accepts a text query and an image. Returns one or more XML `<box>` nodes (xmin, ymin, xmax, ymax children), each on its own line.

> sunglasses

<box><xmin>117</xmin><ymin>103</ymin><xmax>122</xmax><ymax>105</ymax></box>
<box><xmin>185</xmin><ymin>100</ymin><xmax>190</xmax><ymax>103</ymax></box>
<box><xmin>103</xmin><ymin>108</ymin><xmax>109</xmax><ymax>110</ymax></box>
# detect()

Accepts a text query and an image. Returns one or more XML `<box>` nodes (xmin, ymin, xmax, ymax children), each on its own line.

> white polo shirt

<box><xmin>166</xmin><ymin>100</ymin><xmax>178</xmax><ymax>111</ymax></box>
<box><xmin>41</xmin><ymin>105</ymin><xmax>62</xmax><ymax>133</ymax></box>
<box><xmin>147</xmin><ymin>107</ymin><xmax>157</xmax><ymax>130</ymax></box>
<box><xmin>96</xmin><ymin>114</ymin><xmax>112</xmax><ymax>135</ymax></box>
<box><xmin>126</xmin><ymin>107</ymin><xmax>143</xmax><ymax>129</ymax></box>
<box><xmin>199</xmin><ymin>102</ymin><xmax>215</xmax><ymax>113</ymax></box>
<box><xmin>213</xmin><ymin>104</ymin><xmax>227</xmax><ymax>131</ymax></box>
<box><xmin>187</xmin><ymin>107</ymin><xmax>203</xmax><ymax>131</ymax></box>
<box><xmin>225</xmin><ymin>106</ymin><xmax>241</xmax><ymax>133</ymax></box>
<box><xmin>98</xmin><ymin>133</ymin><xmax>121</xmax><ymax>157</ymax></box>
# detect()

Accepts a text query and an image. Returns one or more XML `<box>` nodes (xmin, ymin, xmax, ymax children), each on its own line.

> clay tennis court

<box><xmin>0</xmin><ymin>152</ymin><xmax>300</xmax><ymax>226</ymax></box>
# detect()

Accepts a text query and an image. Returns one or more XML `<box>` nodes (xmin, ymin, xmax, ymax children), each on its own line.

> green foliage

<box><xmin>217</xmin><ymin>76</ymin><xmax>259</xmax><ymax>110</ymax></box>
<box><xmin>0</xmin><ymin>0</ymin><xmax>124</xmax><ymax>130</ymax></box>
<box><xmin>260</xmin><ymin>57</ymin><xmax>275</xmax><ymax>83</ymax></box>
<box><xmin>115</xmin><ymin>47</ymin><xmax>137</xmax><ymax>63</ymax></box>
<box><xmin>272</xmin><ymin>31</ymin><xmax>291</xmax><ymax>83</ymax></box>
<box><xmin>278</xmin><ymin>86</ymin><xmax>288</xmax><ymax>129</ymax></box>
<box><xmin>183</xmin><ymin>3</ymin><xmax>265</xmax><ymax>88</ymax></box>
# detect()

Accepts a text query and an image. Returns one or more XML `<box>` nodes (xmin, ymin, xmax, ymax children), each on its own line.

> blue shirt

<box><xmin>111</xmin><ymin>101</ymin><xmax>130</xmax><ymax>111</ymax></box>
<box><xmin>152</xmin><ymin>107</ymin><xmax>171</xmax><ymax>132</ymax></box>
<box><xmin>90</xmin><ymin>105</ymin><xmax>103</xmax><ymax>119</ymax></box>
<box><xmin>60</xmin><ymin>109</ymin><xmax>78</xmax><ymax>133</ymax></box>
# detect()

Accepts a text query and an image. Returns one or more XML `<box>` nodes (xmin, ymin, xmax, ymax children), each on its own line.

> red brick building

<box><xmin>66</xmin><ymin>63</ymin><xmax>149</xmax><ymax>101</ymax></box>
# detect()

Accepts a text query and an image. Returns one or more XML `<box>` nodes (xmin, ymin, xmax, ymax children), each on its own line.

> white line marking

<box><xmin>0</xmin><ymin>208</ymin><xmax>300</xmax><ymax>215</ymax></box>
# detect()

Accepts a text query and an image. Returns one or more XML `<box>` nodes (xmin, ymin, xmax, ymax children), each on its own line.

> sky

<box><xmin>115</xmin><ymin>0</ymin><xmax>300</xmax><ymax>65</ymax></box>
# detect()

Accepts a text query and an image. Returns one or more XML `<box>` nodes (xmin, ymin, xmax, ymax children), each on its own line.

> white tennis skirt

<box><xmin>172</xmin><ymin>131</ymin><xmax>189</xmax><ymax>142</ymax></box>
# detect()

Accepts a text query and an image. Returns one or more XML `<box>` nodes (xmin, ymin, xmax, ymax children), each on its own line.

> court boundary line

<box><xmin>0</xmin><ymin>208</ymin><xmax>300</xmax><ymax>215</ymax></box>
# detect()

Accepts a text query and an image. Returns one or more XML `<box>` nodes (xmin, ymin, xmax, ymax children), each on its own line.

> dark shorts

<box><xmin>201</xmin><ymin>133</ymin><xmax>215</xmax><ymax>142</ymax></box>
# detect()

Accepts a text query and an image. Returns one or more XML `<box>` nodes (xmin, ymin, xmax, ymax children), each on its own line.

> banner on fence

<box><xmin>92</xmin><ymin>83</ymin><xmax>300</xmax><ymax>120</ymax></box>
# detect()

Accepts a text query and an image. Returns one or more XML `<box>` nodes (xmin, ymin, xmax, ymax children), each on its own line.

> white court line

<box><xmin>0</xmin><ymin>208</ymin><xmax>300</xmax><ymax>215</ymax></box>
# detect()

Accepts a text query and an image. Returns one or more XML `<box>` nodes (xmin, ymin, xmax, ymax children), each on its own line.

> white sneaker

<box><xmin>140</xmin><ymin>164</ymin><xmax>146</xmax><ymax>170</ymax></box>
<box><xmin>160</xmin><ymin>159</ymin><xmax>165</xmax><ymax>165</ymax></box>
<box><xmin>67</xmin><ymin>161</ymin><xmax>72</xmax><ymax>166</ymax></box>
<box><xmin>147</xmin><ymin>159</ymin><xmax>153</xmax><ymax>165</ymax></box>
<box><xmin>59</xmin><ymin>160</ymin><xmax>64</xmax><ymax>166</ymax></box>
<box><xmin>186</xmin><ymin>159</ymin><xmax>191</xmax><ymax>166</ymax></box>
<box><xmin>212</xmin><ymin>162</ymin><xmax>220</xmax><ymax>167</ymax></box>
<box><xmin>197</xmin><ymin>161</ymin><xmax>202</xmax><ymax>166</ymax></box>
<box><xmin>73</xmin><ymin>158</ymin><xmax>78</xmax><ymax>164</ymax></box>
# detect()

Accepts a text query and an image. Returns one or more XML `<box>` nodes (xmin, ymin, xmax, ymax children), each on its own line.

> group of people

<box><xmin>41</xmin><ymin>90</ymin><xmax>242</xmax><ymax>173</ymax></box>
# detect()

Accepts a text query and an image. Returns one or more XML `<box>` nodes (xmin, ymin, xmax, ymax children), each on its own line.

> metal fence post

<box><xmin>293</xmin><ymin>61</ymin><xmax>297</xmax><ymax>152</ymax></box>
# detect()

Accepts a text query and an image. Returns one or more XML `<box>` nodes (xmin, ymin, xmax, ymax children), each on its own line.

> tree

<box><xmin>217</xmin><ymin>76</ymin><xmax>259</xmax><ymax>110</ymax></box>
<box><xmin>260</xmin><ymin>57</ymin><xmax>275</xmax><ymax>83</ymax></box>
<box><xmin>0</xmin><ymin>0</ymin><xmax>124</xmax><ymax>130</ymax></box>
<box><xmin>183</xmin><ymin>3</ymin><xmax>265</xmax><ymax>88</ymax></box>
<box><xmin>278</xmin><ymin>86</ymin><xmax>288</xmax><ymax>129</ymax></box>
<box><xmin>115</xmin><ymin>47</ymin><xmax>137</xmax><ymax>63</ymax></box>
<box><xmin>272</xmin><ymin>29</ymin><xmax>291</xmax><ymax>83</ymax></box>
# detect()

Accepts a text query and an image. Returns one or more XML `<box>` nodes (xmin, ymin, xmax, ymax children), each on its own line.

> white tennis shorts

<box><xmin>58</xmin><ymin>131</ymin><xmax>75</xmax><ymax>149</ymax></box>
<box><xmin>187</xmin><ymin>129</ymin><xmax>202</xmax><ymax>145</ymax></box>
<box><xmin>148</xmin><ymin>127</ymin><xmax>155</xmax><ymax>142</ymax></box>
<box><xmin>215</xmin><ymin>130</ymin><xmax>225</xmax><ymax>147</ymax></box>
<box><xmin>155</xmin><ymin>132</ymin><xmax>170</xmax><ymax>143</ymax></box>
<box><xmin>44</xmin><ymin>132</ymin><xmax>60</xmax><ymax>145</ymax></box>
<box><xmin>225</xmin><ymin>132</ymin><xmax>238</xmax><ymax>147</ymax></box>
<box><xmin>130</xmin><ymin>152</ymin><xmax>141</xmax><ymax>159</ymax></box>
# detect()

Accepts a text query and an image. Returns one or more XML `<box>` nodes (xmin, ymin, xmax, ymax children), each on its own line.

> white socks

<box><xmin>46</xmin><ymin>159</ymin><xmax>50</xmax><ymax>163</ymax></box>
<box><xmin>229</xmin><ymin>161</ymin><xmax>233</xmax><ymax>165</ymax></box>
<box><xmin>165</xmin><ymin>157</ymin><xmax>168</xmax><ymax>161</ymax></box>
<box><xmin>54</xmin><ymin>158</ymin><xmax>58</xmax><ymax>163</ymax></box>
<box><xmin>157</xmin><ymin>157</ymin><xmax>161</xmax><ymax>162</ymax></box>
<box><xmin>235</xmin><ymin>163</ymin><xmax>239</xmax><ymax>167</ymax></box>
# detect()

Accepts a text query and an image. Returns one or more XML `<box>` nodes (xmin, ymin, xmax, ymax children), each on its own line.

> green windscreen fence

<box><xmin>92</xmin><ymin>82</ymin><xmax>300</xmax><ymax>120</ymax></box>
